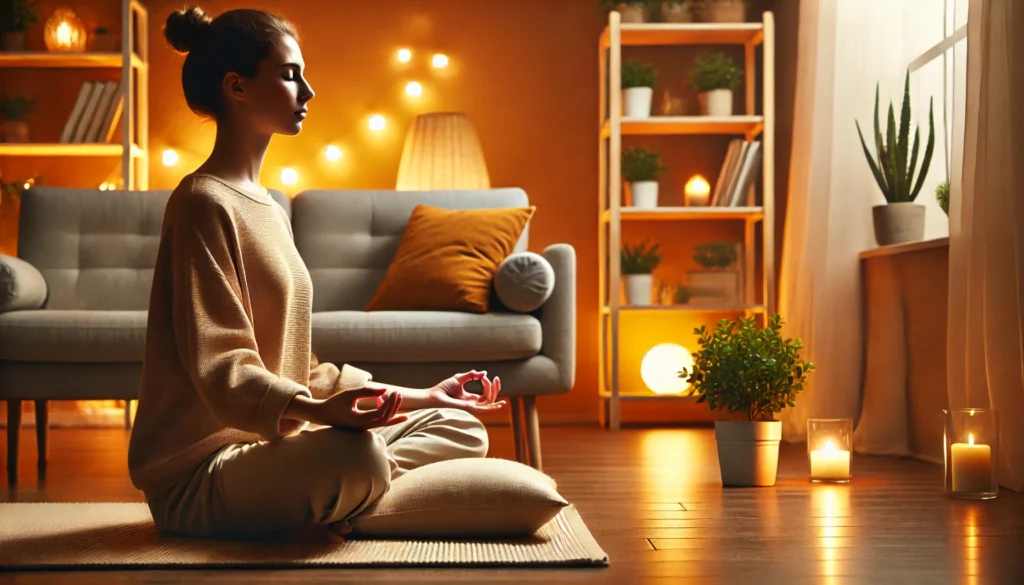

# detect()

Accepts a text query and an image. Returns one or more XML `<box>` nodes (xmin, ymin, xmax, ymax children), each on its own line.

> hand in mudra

<box><xmin>430</xmin><ymin>370</ymin><xmax>506</xmax><ymax>414</ymax></box>
<box><xmin>321</xmin><ymin>384</ymin><xmax>408</xmax><ymax>429</ymax></box>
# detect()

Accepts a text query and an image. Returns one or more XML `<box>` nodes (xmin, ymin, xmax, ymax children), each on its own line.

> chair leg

<box><xmin>124</xmin><ymin>400</ymin><xmax>133</xmax><ymax>430</ymax></box>
<box><xmin>509</xmin><ymin>396</ymin><xmax>525</xmax><ymax>464</ymax></box>
<box><xmin>523</xmin><ymin>396</ymin><xmax>542</xmax><ymax>471</ymax></box>
<box><xmin>34</xmin><ymin>400</ymin><xmax>48</xmax><ymax>480</ymax></box>
<box><xmin>7</xmin><ymin>400</ymin><xmax>21</xmax><ymax>486</ymax></box>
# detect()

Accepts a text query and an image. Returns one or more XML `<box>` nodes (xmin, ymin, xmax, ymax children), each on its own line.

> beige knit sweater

<box><xmin>128</xmin><ymin>174</ymin><xmax>371</xmax><ymax>496</ymax></box>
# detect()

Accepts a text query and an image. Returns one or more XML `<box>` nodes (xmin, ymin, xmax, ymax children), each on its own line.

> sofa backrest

<box><xmin>17</xmin><ymin>186</ymin><xmax>291</xmax><ymax>310</ymax></box>
<box><xmin>292</xmin><ymin>188</ymin><xmax>530</xmax><ymax>312</ymax></box>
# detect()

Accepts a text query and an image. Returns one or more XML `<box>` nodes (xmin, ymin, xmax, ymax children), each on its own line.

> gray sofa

<box><xmin>0</xmin><ymin>186</ymin><xmax>576</xmax><ymax>485</ymax></box>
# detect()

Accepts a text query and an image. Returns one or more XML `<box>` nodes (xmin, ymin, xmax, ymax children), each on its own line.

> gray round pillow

<box><xmin>494</xmin><ymin>252</ymin><xmax>555</xmax><ymax>313</ymax></box>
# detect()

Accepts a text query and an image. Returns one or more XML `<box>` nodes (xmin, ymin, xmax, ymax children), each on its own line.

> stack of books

<box><xmin>709</xmin><ymin>139</ymin><xmax>763</xmax><ymax>207</ymax></box>
<box><xmin>59</xmin><ymin>80</ymin><xmax>124</xmax><ymax>144</ymax></box>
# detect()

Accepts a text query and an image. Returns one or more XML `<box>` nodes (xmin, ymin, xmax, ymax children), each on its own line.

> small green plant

<box><xmin>681</xmin><ymin>314</ymin><xmax>814</xmax><ymax>422</ymax></box>
<box><xmin>935</xmin><ymin>181</ymin><xmax>949</xmax><ymax>216</ymax></box>
<box><xmin>689</xmin><ymin>52</ymin><xmax>743</xmax><ymax>93</ymax></box>
<box><xmin>622</xmin><ymin>147</ymin><xmax>666</xmax><ymax>182</ymax></box>
<box><xmin>856</xmin><ymin>70</ymin><xmax>935</xmax><ymax>204</ymax></box>
<box><xmin>0</xmin><ymin>0</ymin><xmax>40</xmax><ymax>33</ymax></box>
<box><xmin>0</xmin><ymin>96</ymin><xmax>35</xmax><ymax>121</ymax></box>
<box><xmin>693</xmin><ymin>242</ymin><xmax>738</xmax><ymax>269</ymax></box>
<box><xmin>598</xmin><ymin>0</ymin><xmax>655</xmax><ymax>9</ymax></box>
<box><xmin>622</xmin><ymin>59</ymin><xmax>657</xmax><ymax>89</ymax></box>
<box><xmin>621</xmin><ymin>239</ymin><xmax>661</xmax><ymax>274</ymax></box>
<box><xmin>674</xmin><ymin>285</ymin><xmax>691</xmax><ymax>304</ymax></box>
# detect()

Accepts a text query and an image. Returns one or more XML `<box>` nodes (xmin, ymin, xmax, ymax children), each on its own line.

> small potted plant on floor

<box><xmin>0</xmin><ymin>0</ymin><xmax>39</xmax><ymax>51</ymax></box>
<box><xmin>659</xmin><ymin>0</ymin><xmax>694</xmax><ymax>22</ymax></box>
<box><xmin>622</xmin><ymin>59</ymin><xmax>657</xmax><ymax>118</ymax></box>
<box><xmin>622</xmin><ymin>146</ymin><xmax>666</xmax><ymax>208</ymax></box>
<box><xmin>0</xmin><ymin>95</ymin><xmax>35</xmax><ymax>142</ymax></box>
<box><xmin>855</xmin><ymin>70</ymin><xmax>935</xmax><ymax>246</ymax></box>
<box><xmin>688</xmin><ymin>242</ymin><xmax>740</xmax><ymax>304</ymax></box>
<box><xmin>935</xmin><ymin>181</ymin><xmax>949</xmax><ymax>216</ymax></box>
<box><xmin>599</xmin><ymin>0</ymin><xmax>653</xmax><ymax>23</ymax></box>
<box><xmin>690</xmin><ymin>52</ymin><xmax>742</xmax><ymax>116</ymax></box>
<box><xmin>694</xmin><ymin>0</ymin><xmax>746</xmax><ymax>22</ymax></box>
<box><xmin>622</xmin><ymin>239</ymin><xmax>661</xmax><ymax>306</ymax></box>
<box><xmin>681</xmin><ymin>314</ymin><xmax>813</xmax><ymax>487</ymax></box>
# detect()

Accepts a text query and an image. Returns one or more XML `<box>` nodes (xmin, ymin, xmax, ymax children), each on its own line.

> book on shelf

<box><xmin>710</xmin><ymin>139</ymin><xmax>763</xmax><ymax>207</ymax></box>
<box><xmin>59</xmin><ymin>80</ymin><xmax>124</xmax><ymax>144</ymax></box>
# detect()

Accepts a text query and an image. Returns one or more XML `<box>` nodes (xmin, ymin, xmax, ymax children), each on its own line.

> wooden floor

<box><xmin>3</xmin><ymin>424</ymin><xmax>1024</xmax><ymax>584</ymax></box>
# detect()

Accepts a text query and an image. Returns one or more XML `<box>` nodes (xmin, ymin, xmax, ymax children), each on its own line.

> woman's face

<box><xmin>229</xmin><ymin>34</ymin><xmax>315</xmax><ymax>136</ymax></box>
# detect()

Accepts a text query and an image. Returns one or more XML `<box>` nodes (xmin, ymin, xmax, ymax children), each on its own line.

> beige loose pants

<box><xmin>146</xmin><ymin>408</ymin><xmax>489</xmax><ymax>539</ymax></box>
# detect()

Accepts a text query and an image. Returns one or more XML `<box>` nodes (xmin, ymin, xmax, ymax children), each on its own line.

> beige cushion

<box><xmin>351</xmin><ymin>458</ymin><xmax>568</xmax><ymax>539</ymax></box>
<box><xmin>0</xmin><ymin>310</ymin><xmax>147</xmax><ymax>362</ymax></box>
<box><xmin>0</xmin><ymin>255</ymin><xmax>48</xmax><ymax>312</ymax></box>
<box><xmin>494</xmin><ymin>252</ymin><xmax>555</xmax><ymax>313</ymax></box>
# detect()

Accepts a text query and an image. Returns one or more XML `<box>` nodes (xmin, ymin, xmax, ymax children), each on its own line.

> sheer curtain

<box><xmin>947</xmin><ymin>0</ymin><xmax>1024</xmax><ymax>491</ymax></box>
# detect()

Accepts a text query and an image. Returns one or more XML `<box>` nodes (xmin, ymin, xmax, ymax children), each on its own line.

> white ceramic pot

<box><xmin>622</xmin><ymin>87</ymin><xmax>653</xmax><ymax>118</ymax></box>
<box><xmin>872</xmin><ymin>202</ymin><xmax>926</xmax><ymax>246</ymax></box>
<box><xmin>623</xmin><ymin>274</ymin><xmax>654</xmax><ymax>306</ymax></box>
<box><xmin>615</xmin><ymin>3</ymin><xmax>647</xmax><ymax>23</ymax></box>
<box><xmin>631</xmin><ymin>180</ymin><xmax>659</xmax><ymax>208</ymax></box>
<box><xmin>700</xmin><ymin>89</ymin><xmax>733</xmax><ymax>116</ymax></box>
<box><xmin>714</xmin><ymin>420</ymin><xmax>781</xmax><ymax>487</ymax></box>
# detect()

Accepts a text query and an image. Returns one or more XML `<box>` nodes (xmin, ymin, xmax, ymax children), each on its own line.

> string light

<box><xmin>431</xmin><ymin>53</ymin><xmax>449</xmax><ymax>68</ymax></box>
<box><xmin>396</xmin><ymin>48</ymin><xmax>412</xmax><ymax>63</ymax></box>
<box><xmin>324</xmin><ymin>145</ymin><xmax>342</xmax><ymax>162</ymax></box>
<box><xmin>405</xmin><ymin>81</ymin><xmax>423</xmax><ymax>97</ymax></box>
<box><xmin>368</xmin><ymin>114</ymin><xmax>386</xmax><ymax>131</ymax></box>
<box><xmin>162</xmin><ymin>149</ymin><xmax>179</xmax><ymax>166</ymax></box>
<box><xmin>281</xmin><ymin>168</ymin><xmax>298</xmax><ymax>185</ymax></box>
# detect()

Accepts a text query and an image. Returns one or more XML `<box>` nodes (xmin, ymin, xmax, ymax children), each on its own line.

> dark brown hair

<box><xmin>164</xmin><ymin>6</ymin><xmax>297</xmax><ymax>120</ymax></box>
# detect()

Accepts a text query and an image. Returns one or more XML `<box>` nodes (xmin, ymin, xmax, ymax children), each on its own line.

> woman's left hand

<box><xmin>429</xmin><ymin>370</ymin><xmax>506</xmax><ymax>414</ymax></box>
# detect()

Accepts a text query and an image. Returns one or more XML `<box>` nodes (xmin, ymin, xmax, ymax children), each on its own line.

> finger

<box><xmin>326</xmin><ymin>531</ymin><xmax>345</xmax><ymax>544</ymax></box>
<box><xmin>454</xmin><ymin>371</ymin><xmax>483</xmax><ymax>385</ymax></box>
<box><xmin>344</xmin><ymin>386</ymin><xmax>388</xmax><ymax>402</ymax></box>
<box><xmin>383</xmin><ymin>413</ymin><xmax>409</xmax><ymax>426</ymax></box>
<box><xmin>494</xmin><ymin>377</ymin><xmax>502</xmax><ymax>399</ymax></box>
<box><xmin>467</xmin><ymin>400</ymin><xmax>507</xmax><ymax>413</ymax></box>
<box><xmin>478</xmin><ymin>375</ymin><xmax>493</xmax><ymax>404</ymax></box>
<box><xmin>363</xmin><ymin>393</ymin><xmax>398</xmax><ymax>424</ymax></box>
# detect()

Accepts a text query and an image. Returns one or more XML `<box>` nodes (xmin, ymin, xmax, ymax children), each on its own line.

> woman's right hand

<box><xmin>287</xmin><ymin>385</ymin><xmax>408</xmax><ymax>430</ymax></box>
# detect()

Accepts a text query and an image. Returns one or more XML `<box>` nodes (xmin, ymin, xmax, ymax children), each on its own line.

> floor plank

<box><xmin>3</xmin><ymin>425</ymin><xmax>1023</xmax><ymax>584</ymax></box>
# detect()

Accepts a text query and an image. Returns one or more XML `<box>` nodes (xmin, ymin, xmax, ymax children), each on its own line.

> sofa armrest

<box><xmin>0</xmin><ymin>254</ymin><xmax>47</xmax><ymax>313</ymax></box>
<box><xmin>540</xmin><ymin>244</ymin><xmax>576</xmax><ymax>391</ymax></box>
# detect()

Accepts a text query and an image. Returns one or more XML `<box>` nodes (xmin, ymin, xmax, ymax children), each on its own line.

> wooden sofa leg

<box><xmin>34</xmin><ymin>400</ymin><xmax>48</xmax><ymax>480</ymax></box>
<box><xmin>523</xmin><ymin>396</ymin><xmax>542</xmax><ymax>471</ymax></box>
<box><xmin>509</xmin><ymin>396</ymin><xmax>525</xmax><ymax>464</ymax></box>
<box><xmin>7</xmin><ymin>400</ymin><xmax>21</xmax><ymax>486</ymax></box>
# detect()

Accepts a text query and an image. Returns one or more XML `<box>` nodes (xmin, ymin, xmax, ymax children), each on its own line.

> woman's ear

<box><xmin>222</xmin><ymin>72</ymin><xmax>246</xmax><ymax>104</ymax></box>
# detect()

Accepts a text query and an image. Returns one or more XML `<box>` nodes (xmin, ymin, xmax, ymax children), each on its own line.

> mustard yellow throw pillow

<box><xmin>365</xmin><ymin>204</ymin><xmax>536</xmax><ymax>313</ymax></box>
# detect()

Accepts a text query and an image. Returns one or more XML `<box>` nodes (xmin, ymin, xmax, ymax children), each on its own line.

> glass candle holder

<box><xmin>944</xmin><ymin>408</ymin><xmax>999</xmax><ymax>500</ymax></box>
<box><xmin>807</xmin><ymin>418</ymin><xmax>852</xmax><ymax>483</ymax></box>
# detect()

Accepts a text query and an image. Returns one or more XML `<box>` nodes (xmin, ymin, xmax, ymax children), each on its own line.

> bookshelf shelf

<box><xmin>601</xmin><ymin>116</ymin><xmax>764</xmax><ymax>138</ymax></box>
<box><xmin>0</xmin><ymin>144</ymin><xmax>123</xmax><ymax>156</ymax></box>
<box><xmin>600</xmin><ymin>22</ymin><xmax>765</xmax><ymax>47</ymax></box>
<box><xmin>601</xmin><ymin>206</ymin><xmax>764</xmax><ymax>222</ymax></box>
<box><xmin>0</xmin><ymin>52</ymin><xmax>144</xmax><ymax>70</ymax></box>
<box><xmin>597</xmin><ymin>391</ymin><xmax>699</xmax><ymax>401</ymax></box>
<box><xmin>601</xmin><ymin>304</ymin><xmax>766</xmax><ymax>315</ymax></box>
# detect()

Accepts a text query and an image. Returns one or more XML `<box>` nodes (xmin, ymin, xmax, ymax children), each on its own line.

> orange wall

<box><xmin>2</xmin><ymin>0</ymin><xmax>798</xmax><ymax>425</ymax></box>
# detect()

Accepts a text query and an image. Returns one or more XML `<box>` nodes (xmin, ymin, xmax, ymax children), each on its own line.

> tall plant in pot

<box><xmin>681</xmin><ymin>315</ymin><xmax>813</xmax><ymax>487</ymax></box>
<box><xmin>855</xmin><ymin>70</ymin><xmax>935</xmax><ymax>246</ymax></box>
<box><xmin>622</xmin><ymin>146</ymin><xmax>666</xmax><ymax>208</ymax></box>
<box><xmin>598</xmin><ymin>0</ymin><xmax>653</xmax><ymax>23</ymax></box>
<box><xmin>622</xmin><ymin>59</ymin><xmax>657</xmax><ymax>118</ymax></box>
<box><xmin>690</xmin><ymin>52</ymin><xmax>742</xmax><ymax>116</ymax></box>
<box><xmin>621</xmin><ymin>239</ymin><xmax>661</xmax><ymax>306</ymax></box>
<box><xmin>0</xmin><ymin>0</ymin><xmax>39</xmax><ymax>51</ymax></box>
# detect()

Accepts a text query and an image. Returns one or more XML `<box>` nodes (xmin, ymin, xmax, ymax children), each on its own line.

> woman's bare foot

<box><xmin>280</xmin><ymin>520</ymin><xmax>352</xmax><ymax>544</ymax></box>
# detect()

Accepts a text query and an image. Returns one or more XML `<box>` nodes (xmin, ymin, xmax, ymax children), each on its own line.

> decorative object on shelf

<box><xmin>659</xmin><ymin>89</ymin><xmax>685</xmax><ymax>116</ymax></box>
<box><xmin>599</xmin><ymin>0</ymin><xmax>652</xmax><ymax>24</ymax></box>
<box><xmin>396</xmin><ymin>112</ymin><xmax>490</xmax><ymax>190</ymax></box>
<box><xmin>44</xmin><ymin>7</ymin><xmax>86</xmax><ymax>52</ymax></box>
<box><xmin>622</xmin><ymin>146</ymin><xmax>665</xmax><ymax>208</ymax></box>
<box><xmin>690</xmin><ymin>52</ymin><xmax>742</xmax><ymax>116</ymax></box>
<box><xmin>681</xmin><ymin>314</ymin><xmax>813</xmax><ymax>487</ymax></box>
<box><xmin>621</xmin><ymin>239</ymin><xmax>661</xmax><ymax>306</ymax></box>
<box><xmin>673</xmin><ymin>284</ymin><xmax>690</xmax><ymax>305</ymax></box>
<box><xmin>91</xmin><ymin>26</ymin><xmax>116</xmax><ymax>52</ymax></box>
<box><xmin>0</xmin><ymin>0</ymin><xmax>39</xmax><ymax>51</ymax></box>
<box><xmin>936</xmin><ymin>181</ymin><xmax>949</xmax><ymax>216</ymax></box>
<box><xmin>694</xmin><ymin>0</ymin><xmax>746</xmax><ymax>23</ymax></box>
<box><xmin>0</xmin><ymin>95</ymin><xmax>34</xmax><ymax>142</ymax></box>
<box><xmin>944</xmin><ymin>409</ymin><xmax>999</xmax><ymax>500</ymax></box>
<box><xmin>856</xmin><ymin>70</ymin><xmax>935</xmax><ymax>247</ymax></box>
<box><xmin>659</xmin><ymin>0</ymin><xmax>694</xmax><ymax>23</ymax></box>
<box><xmin>688</xmin><ymin>242</ymin><xmax>740</xmax><ymax>304</ymax></box>
<box><xmin>622</xmin><ymin>59</ymin><xmax>656</xmax><ymax>118</ymax></box>
<box><xmin>684</xmin><ymin>174</ymin><xmax>710</xmax><ymax>206</ymax></box>
<box><xmin>807</xmin><ymin>418</ymin><xmax>852</xmax><ymax>483</ymax></box>
<box><xmin>641</xmin><ymin>343</ymin><xmax>693</xmax><ymax>395</ymax></box>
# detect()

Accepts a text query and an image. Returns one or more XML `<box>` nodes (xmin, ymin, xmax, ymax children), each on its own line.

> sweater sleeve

<box><xmin>170</xmin><ymin>196</ymin><xmax>312</xmax><ymax>441</ymax></box>
<box><xmin>308</xmin><ymin>352</ymin><xmax>374</xmax><ymax>399</ymax></box>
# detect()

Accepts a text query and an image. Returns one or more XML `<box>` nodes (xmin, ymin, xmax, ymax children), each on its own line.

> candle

<box><xmin>950</xmin><ymin>433</ymin><xmax>992</xmax><ymax>494</ymax></box>
<box><xmin>685</xmin><ymin>175</ymin><xmax>710</xmax><ymax>206</ymax></box>
<box><xmin>810</xmin><ymin>440</ymin><xmax>851</xmax><ymax>481</ymax></box>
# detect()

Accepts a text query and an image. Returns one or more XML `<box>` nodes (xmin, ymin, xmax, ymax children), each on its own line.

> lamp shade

<box><xmin>396</xmin><ymin>112</ymin><xmax>490</xmax><ymax>190</ymax></box>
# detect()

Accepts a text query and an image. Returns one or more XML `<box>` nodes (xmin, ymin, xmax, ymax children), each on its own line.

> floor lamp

<box><xmin>395</xmin><ymin>112</ymin><xmax>491</xmax><ymax>190</ymax></box>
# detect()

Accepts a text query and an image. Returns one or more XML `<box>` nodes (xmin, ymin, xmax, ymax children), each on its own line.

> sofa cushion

<box><xmin>494</xmin><ymin>252</ymin><xmax>556</xmax><ymax>313</ymax></box>
<box><xmin>0</xmin><ymin>310</ymin><xmax>147</xmax><ymax>363</ymax></box>
<box><xmin>0</xmin><ymin>255</ymin><xmax>48</xmax><ymax>312</ymax></box>
<box><xmin>311</xmin><ymin>311</ymin><xmax>541</xmax><ymax>363</ymax></box>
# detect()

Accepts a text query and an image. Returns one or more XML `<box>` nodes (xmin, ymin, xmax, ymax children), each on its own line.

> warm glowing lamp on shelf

<box><xmin>44</xmin><ymin>8</ymin><xmax>87</xmax><ymax>52</ymax></box>
<box><xmin>281</xmin><ymin>167</ymin><xmax>297</xmax><ymax>185</ymax></box>
<box><xmin>368</xmin><ymin>114</ymin><xmax>386</xmax><ymax>132</ymax></box>
<box><xmin>685</xmin><ymin>174</ymin><xmax>711</xmax><ymax>206</ymax></box>
<box><xmin>395</xmin><ymin>112</ymin><xmax>490</xmax><ymax>190</ymax></box>
<box><xmin>161</xmin><ymin>149</ymin><xmax>179</xmax><ymax>167</ymax></box>
<box><xmin>640</xmin><ymin>343</ymin><xmax>693</xmax><ymax>395</ymax></box>
<box><xmin>396</xmin><ymin>48</ymin><xmax>412</xmax><ymax>63</ymax></box>
<box><xmin>324</xmin><ymin>145</ymin><xmax>342</xmax><ymax>162</ymax></box>
<box><xmin>432</xmin><ymin>53</ymin><xmax>449</xmax><ymax>68</ymax></box>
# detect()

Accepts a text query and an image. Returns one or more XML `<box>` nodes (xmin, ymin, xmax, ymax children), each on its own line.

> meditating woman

<box><xmin>127</xmin><ymin>5</ymin><xmax>505</xmax><ymax>544</ymax></box>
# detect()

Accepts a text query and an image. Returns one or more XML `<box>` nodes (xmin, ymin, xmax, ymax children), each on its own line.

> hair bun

<box><xmin>164</xmin><ymin>5</ymin><xmax>212</xmax><ymax>53</ymax></box>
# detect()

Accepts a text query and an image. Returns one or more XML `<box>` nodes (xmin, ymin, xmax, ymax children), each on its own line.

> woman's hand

<box><xmin>287</xmin><ymin>384</ymin><xmax>408</xmax><ymax>429</ymax></box>
<box><xmin>428</xmin><ymin>371</ymin><xmax>506</xmax><ymax>414</ymax></box>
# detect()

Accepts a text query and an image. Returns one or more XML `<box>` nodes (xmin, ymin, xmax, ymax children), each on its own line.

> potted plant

<box><xmin>621</xmin><ymin>239</ymin><xmax>661</xmax><ymax>306</ymax></box>
<box><xmin>622</xmin><ymin>146</ymin><xmax>666</xmax><ymax>208</ymax></box>
<box><xmin>599</xmin><ymin>0</ymin><xmax>653</xmax><ymax>23</ymax></box>
<box><xmin>0</xmin><ymin>0</ymin><xmax>39</xmax><ymax>51</ymax></box>
<box><xmin>0</xmin><ymin>96</ymin><xmax>35</xmax><ymax>142</ymax></box>
<box><xmin>855</xmin><ymin>70</ymin><xmax>935</xmax><ymax>246</ymax></box>
<box><xmin>681</xmin><ymin>314</ymin><xmax>814</xmax><ymax>487</ymax></box>
<box><xmin>688</xmin><ymin>242</ymin><xmax>740</xmax><ymax>304</ymax></box>
<box><xmin>91</xmin><ymin>25</ymin><xmax>116</xmax><ymax>52</ymax></box>
<box><xmin>622</xmin><ymin>59</ymin><xmax>657</xmax><ymax>118</ymax></box>
<box><xmin>659</xmin><ymin>0</ymin><xmax>694</xmax><ymax>22</ymax></box>
<box><xmin>935</xmin><ymin>181</ymin><xmax>949</xmax><ymax>216</ymax></box>
<box><xmin>694</xmin><ymin>0</ymin><xmax>746</xmax><ymax>22</ymax></box>
<box><xmin>689</xmin><ymin>52</ymin><xmax>742</xmax><ymax>116</ymax></box>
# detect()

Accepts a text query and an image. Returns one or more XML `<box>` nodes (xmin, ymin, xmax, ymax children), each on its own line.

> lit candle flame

<box><xmin>968</xmin><ymin>433</ymin><xmax>974</xmax><ymax>446</ymax></box>
<box><xmin>824</xmin><ymin>440</ymin><xmax>835</xmax><ymax>451</ymax></box>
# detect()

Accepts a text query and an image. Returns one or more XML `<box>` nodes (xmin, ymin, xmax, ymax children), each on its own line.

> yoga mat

<box><xmin>0</xmin><ymin>502</ymin><xmax>608</xmax><ymax>569</ymax></box>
